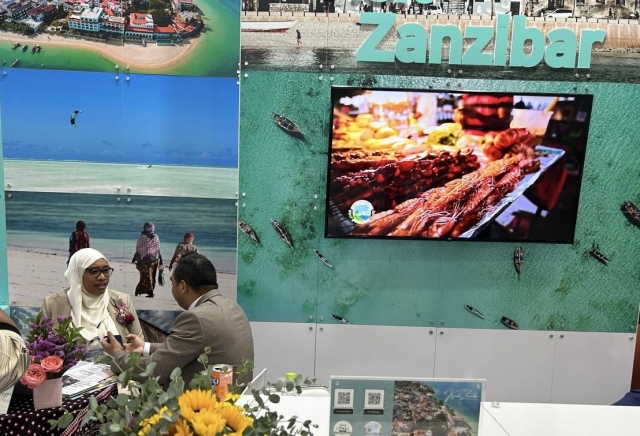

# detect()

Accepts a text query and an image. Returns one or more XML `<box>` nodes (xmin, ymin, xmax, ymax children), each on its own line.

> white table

<box><xmin>240</xmin><ymin>396</ymin><xmax>640</xmax><ymax>436</ymax></box>
<box><xmin>481</xmin><ymin>401</ymin><xmax>640</xmax><ymax>436</ymax></box>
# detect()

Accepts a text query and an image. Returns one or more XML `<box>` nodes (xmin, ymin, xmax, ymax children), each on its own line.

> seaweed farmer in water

<box><xmin>169</xmin><ymin>232</ymin><xmax>199</xmax><ymax>271</ymax></box>
<box><xmin>132</xmin><ymin>222</ymin><xmax>163</xmax><ymax>298</ymax></box>
<box><xmin>67</xmin><ymin>220</ymin><xmax>90</xmax><ymax>265</ymax></box>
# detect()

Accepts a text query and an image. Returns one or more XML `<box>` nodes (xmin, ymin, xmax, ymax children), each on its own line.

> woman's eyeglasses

<box><xmin>86</xmin><ymin>267</ymin><xmax>114</xmax><ymax>277</ymax></box>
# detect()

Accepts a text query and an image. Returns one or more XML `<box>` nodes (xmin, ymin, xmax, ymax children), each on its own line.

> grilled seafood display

<box><xmin>481</xmin><ymin>128</ymin><xmax>535</xmax><ymax>161</ymax></box>
<box><xmin>330</xmin><ymin>150</ymin><xmax>481</xmax><ymax>215</ymax></box>
<box><xmin>353</xmin><ymin>155</ymin><xmax>541</xmax><ymax>238</ymax></box>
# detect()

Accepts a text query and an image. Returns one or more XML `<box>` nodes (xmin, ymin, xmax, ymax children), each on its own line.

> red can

<box><xmin>211</xmin><ymin>364</ymin><xmax>233</xmax><ymax>400</ymax></box>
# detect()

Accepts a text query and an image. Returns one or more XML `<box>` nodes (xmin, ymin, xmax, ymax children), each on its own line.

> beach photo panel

<box><xmin>0</xmin><ymin>0</ymin><xmax>239</xmax><ymax>77</ymax></box>
<box><xmin>2</xmin><ymin>70</ymin><xmax>240</xmax><ymax>311</ymax></box>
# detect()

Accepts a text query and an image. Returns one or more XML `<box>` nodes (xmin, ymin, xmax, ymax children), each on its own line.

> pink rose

<box><xmin>40</xmin><ymin>355</ymin><xmax>63</xmax><ymax>373</ymax></box>
<box><xmin>20</xmin><ymin>363</ymin><xmax>47</xmax><ymax>388</ymax></box>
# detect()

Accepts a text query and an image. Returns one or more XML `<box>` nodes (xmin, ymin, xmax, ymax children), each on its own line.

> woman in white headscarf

<box><xmin>41</xmin><ymin>248</ymin><xmax>144</xmax><ymax>352</ymax></box>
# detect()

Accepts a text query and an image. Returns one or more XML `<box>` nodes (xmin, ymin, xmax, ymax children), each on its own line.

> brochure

<box><xmin>62</xmin><ymin>361</ymin><xmax>116</xmax><ymax>398</ymax></box>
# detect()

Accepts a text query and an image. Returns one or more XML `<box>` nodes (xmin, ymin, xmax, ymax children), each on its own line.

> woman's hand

<box><xmin>124</xmin><ymin>333</ymin><xmax>144</xmax><ymax>353</ymax></box>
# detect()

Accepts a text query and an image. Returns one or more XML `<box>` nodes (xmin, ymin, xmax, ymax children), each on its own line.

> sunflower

<box><xmin>137</xmin><ymin>406</ymin><xmax>170</xmax><ymax>436</ymax></box>
<box><xmin>178</xmin><ymin>390</ymin><xmax>218</xmax><ymax>421</ymax></box>
<box><xmin>217</xmin><ymin>403</ymin><xmax>253</xmax><ymax>436</ymax></box>
<box><xmin>167</xmin><ymin>419</ymin><xmax>194</xmax><ymax>436</ymax></box>
<box><xmin>189</xmin><ymin>412</ymin><xmax>227</xmax><ymax>436</ymax></box>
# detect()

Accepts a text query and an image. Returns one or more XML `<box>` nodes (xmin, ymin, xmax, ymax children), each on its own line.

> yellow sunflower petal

<box><xmin>178</xmin><ymin>390</ymin><xmax>218</xmax><ymax>421</ymax></box>
<box><xmin>168</xmin><ymin>419</ymin><xmax>194</xmax><ymax>436</ymax></box>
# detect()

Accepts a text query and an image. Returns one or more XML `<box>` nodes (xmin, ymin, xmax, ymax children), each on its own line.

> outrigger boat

<box><xmin>11</xmin><ymin>42</ymin><xmax>19</xmax><ymax>49</ymax></box>
<box><xmin>21</xmin><ymin>45</ymin><xmax>28</xmax><ymax>52</ymax></box>
<box><xmin>11</xmin><ymin>58</ymin><xmax>18</xmax><ymax>67</ymax></box>
<box><xmin>31</xmin><ymin>46</ymin><xmax>36</xmax><ymax>53</ymax></box>
<box><xmin>35</xmin><ymin>45</ymin><xmax>41</xmax><ymax>53</ymax></box>
<box><xmin>272</xmin><ymin>112</ymin><xmax>304</xmax><ymax>138</ymax></box>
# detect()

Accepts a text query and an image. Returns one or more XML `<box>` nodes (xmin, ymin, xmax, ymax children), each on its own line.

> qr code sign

<box><xmin>364</xmin><ymin>389</ymin><xmax>384</xmax><ymax>408</ymax></box>
<box><xmin>334</xmin><ymin>388</ymin><xmax>354</xmax><ymax>408</ymax></box>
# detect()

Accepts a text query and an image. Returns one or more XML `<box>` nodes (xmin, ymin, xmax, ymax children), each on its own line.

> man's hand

<box><xmin>101</xmin><ymin>331</ymin><xmax>124</xmax><ymax>356</ymax></box>
<box><xmin>124</xmin><ymin>334</ymin><xmax>144</xmax><ymax>353</ymax></box>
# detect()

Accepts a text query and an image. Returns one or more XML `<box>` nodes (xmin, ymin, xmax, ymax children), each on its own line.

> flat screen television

<box><xmin>324</xmin><ymin>87</ymin><xmax>594</xmax><ymax>244</ymax></box>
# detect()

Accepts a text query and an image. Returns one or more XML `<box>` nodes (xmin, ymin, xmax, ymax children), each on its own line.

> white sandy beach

<box><xmin>7</xmin><ymin>249</ymin><xmax>237</xmax><ymax>310</ymax></box>
<box><xmin>0</xmin><ymin>31</ymin><xmax>198</xmax><ymax>71</ymax></box>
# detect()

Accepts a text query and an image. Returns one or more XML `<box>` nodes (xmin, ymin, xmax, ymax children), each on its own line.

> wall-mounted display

<box><xmin>325</xmin><ymin>87</ymin><xmax>594</xmax><ymax>244</ymax></box>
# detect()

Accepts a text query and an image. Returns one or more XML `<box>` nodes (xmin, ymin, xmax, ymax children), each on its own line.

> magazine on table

<box><xmin>62</xmin><ymin>361</ymin><xmax>117</xmax><ymax>398</ymax></box>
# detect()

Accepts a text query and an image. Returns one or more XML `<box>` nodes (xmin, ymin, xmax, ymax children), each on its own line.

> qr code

<box><xmin>334</xmin><ymin>388</ymin><xmax>354</xmax><ymax>408</ymax></box>
<box><xmin>364</xmin><ymin>389</ymin><xmax>384</xmax><ymax>408</ymax></box>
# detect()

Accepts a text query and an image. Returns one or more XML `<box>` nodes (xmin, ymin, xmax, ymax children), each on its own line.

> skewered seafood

<box><xmin>481</xmin><ymin>128</ymin><xmax>535</xmax><ymax>161</ymax></box>
<box><xmin>354</xmin><ymin>155</ymin><xmax>540</xmax><ymax>238</ymax></box>
<box><xmin>330</xmin><ymin>150</ymin><xmax>480</xmax><ymax>215</ymax></box>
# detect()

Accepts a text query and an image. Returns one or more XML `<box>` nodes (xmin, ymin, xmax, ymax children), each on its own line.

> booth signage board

<box><xmin>330</xmin><ymin>376</ymin><xmax>485</xmax><ymax>436</ymax></box>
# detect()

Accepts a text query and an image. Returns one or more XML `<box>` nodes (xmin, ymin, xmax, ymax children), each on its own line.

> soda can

<box><xmin>211</xmin><ymin>364</ymin><xmax>233</xmax><ymax>400</ymax></box>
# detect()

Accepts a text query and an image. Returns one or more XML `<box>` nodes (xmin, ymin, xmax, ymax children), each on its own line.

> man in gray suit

<box><xmin>102</xmin><ymin>253</ymin><xmax>254</xmax><ymax>387</ymax></box>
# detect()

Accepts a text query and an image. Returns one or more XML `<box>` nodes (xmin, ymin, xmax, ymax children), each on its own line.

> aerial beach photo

<box><xmin>1</xmin><ymin>68</ymin><xmax>240</xmax><ymax>310</ymax></box>
<box><xmin>0</xmin><ymin>0</ymin><xmax>239</xmax><ymax>76</ymax></box>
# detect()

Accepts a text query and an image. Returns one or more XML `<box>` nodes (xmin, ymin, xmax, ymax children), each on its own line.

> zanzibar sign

<box><xmin>357</xmin><ymin>13</ymin><xmax>606</xmax><ymax>69</ymax></box>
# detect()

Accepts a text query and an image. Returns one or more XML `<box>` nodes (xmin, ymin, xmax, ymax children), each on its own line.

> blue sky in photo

<box><xmin>0</xmin><ymin>69</ymin><xmax>239</xmax><ymax>167</ymax></box>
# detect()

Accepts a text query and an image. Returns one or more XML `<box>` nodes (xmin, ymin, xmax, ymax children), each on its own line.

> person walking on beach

<box><xmin>67</xmin><ymin>220</ymin><xmax>90</xmax><ymax>265</ymax></box>
<box><xmin>296</xmin><ymin>29</ymin><xmax>302</xmax><ymax>46</ymax></box>
<box><xmin>169</xmin><ymin>232</ymin><xmax>199</xmax><ymax>271</ymax></box>
<box><xmin>132</xmin><ymin>222</ymin><xmax>163</xmax><ymax>298</ymax></box>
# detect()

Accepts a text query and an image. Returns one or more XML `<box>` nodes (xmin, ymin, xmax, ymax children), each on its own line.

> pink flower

<box><xmin>40</xmin><ymin>355</ymin><xmax>64</xmax><ymax>373</ymax></box>
<box><xmin>20</xmin><ymin>363</ymin><xmax>47</xmax><ymax>388</ymax></box>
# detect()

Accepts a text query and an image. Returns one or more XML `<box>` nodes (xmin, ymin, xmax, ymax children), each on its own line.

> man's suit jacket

<box><xmin>41</xmin><ymin>289</ymin><xmax>145</xmax><ymax>345</ymax></box>
<box><xmin>111</xmin><ymin>289</ymin><xmax>254</xmax><ymax>388</ymax></box>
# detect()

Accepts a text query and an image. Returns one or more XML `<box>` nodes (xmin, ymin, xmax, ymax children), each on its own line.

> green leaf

<box><xmin>268</xmin><ymin>394</ymin><xmax>280</xmax><ymax>403</ymax></box>
<box><xmin>89</xmin><ymin>396</ymin><xmax>99</xmax><ymax>409</ymax></box>
<box><xmin>115</xmin><ymin>393</ymin><xmax>129</xmax><ymax>407</ymax></box>
<box><xmin>109</xmin><ymin>422</ymin><xmax>122</xmax><ymax>432</ymax></box>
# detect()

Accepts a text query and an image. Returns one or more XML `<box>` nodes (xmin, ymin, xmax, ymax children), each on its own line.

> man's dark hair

<box><xmin>174</xmin><ymin>253</ymin><xmax>218</xmax><ymax>294</ymax></box>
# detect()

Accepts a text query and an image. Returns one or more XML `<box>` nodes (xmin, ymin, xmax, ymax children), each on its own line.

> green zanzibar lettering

<box><xmin>493</xmin><ymin>14</ymin><xmax>510</xmax><ymax>67</ymax></box>
<box><xmin>510</xmin><ymin>15</ymin><xmax>545</xmax><ymax>67</ymax></box>
<box><xmin>357</xmin><ymin>12</ymin><xmax>395</xmax><ymax>62</ymax></box>
<box><xmin>429</xmin><ymin>25</ymin><xmax>463</xmax><ymax>65</ymax></box>
<box><xmin>396</xmin><ymin>23</ymin><xmax>427</xmax><ymax>63</ymax></box>
<box><xmin>545</xmin><ymin>28</ymin><xmax>577</xmax><ymax>69</ymax></box>
<box><xmin>462</xmin><ymin>26</ymin><xmax>494</xmax><ymax>66</ymax></box>
<box><xmin>357</xmin><ymin>13</ymin><xmax>606</xmax><ymax>68</ymax></box>
<box><xmin>577</xmin><ymin>29</ymin><xmax>606</xmax><ymax>68</ymax></box>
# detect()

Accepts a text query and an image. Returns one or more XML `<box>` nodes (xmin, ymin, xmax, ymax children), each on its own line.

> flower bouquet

<box><xmin>111</xmin><ymin>298</ymin><xmax>135</xmax><ymax>327</ymax></box>
<box><xmin>20</xmin><ymin>311</ymin><xmax>87</xmax><ymax>409</ymax></box>
<box><xmin>50</xmin><ymin>348</ymin><xmax>317</xmax><ymax>436</ymax></box>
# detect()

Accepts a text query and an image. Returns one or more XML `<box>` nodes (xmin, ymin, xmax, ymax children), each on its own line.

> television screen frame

<box><xmin>324</xmin><ymin>86</ymin><xmax>594</xmax><ymax>244</ymax></box>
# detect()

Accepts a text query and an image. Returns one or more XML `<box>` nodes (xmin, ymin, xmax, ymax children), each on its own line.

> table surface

<box><xmin>242</xmin><ymin>395</ymin><xmax>640</xmax><ymax>436</ymax></box>
<box><xmin>0</xmin><ymin>384</ymin><xmax>116</xmax><ymax>436</ymax></box>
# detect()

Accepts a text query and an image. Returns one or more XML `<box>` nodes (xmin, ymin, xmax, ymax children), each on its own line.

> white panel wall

<box><xmin>250</xmin><ymin>322</ymin><xmax>316</xmax><ymax>381</ymax></box>
<box><xmin>433</xmin><ymin>328</ymin><xmax>557</xmax><ymax>403</ymax></box>
<box><xmin>550</xmin><ymin>331</ymin><xmax>636</xmax><ymax>405</ymax></box>
<box><xmin>314</xmin><ymin>324</ymin><xmax>437</xmax><ymax>386</ymax></box>
<box><xmin>252</xmin><ymin>322</ymin><xmax>637</xmax><ymax>405</ymax></box>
